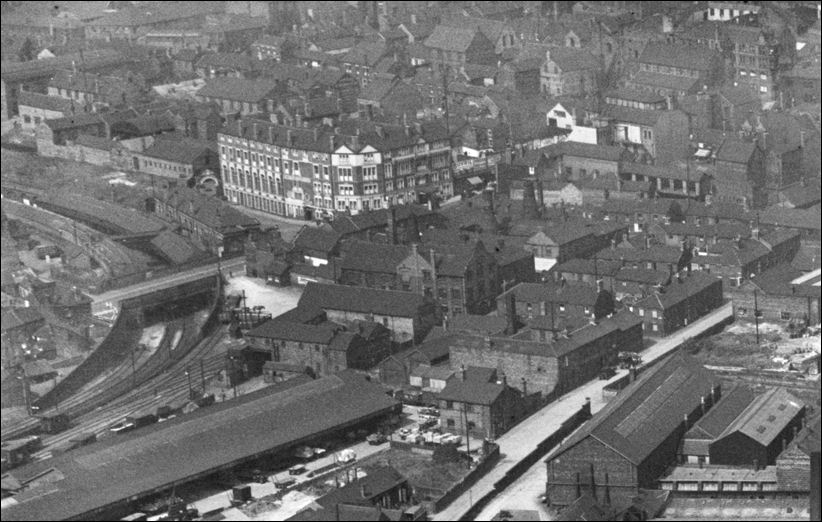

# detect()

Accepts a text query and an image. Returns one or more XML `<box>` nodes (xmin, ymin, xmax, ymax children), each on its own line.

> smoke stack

<box><xmin>505</xmin><ymin>290</ymin><xmax>517</xmax><ymax>335</ymax></box>
<box><xmin>387</xmin><ymin>206</ymin><xmax>397</xmax><ymax>244</ymax></box>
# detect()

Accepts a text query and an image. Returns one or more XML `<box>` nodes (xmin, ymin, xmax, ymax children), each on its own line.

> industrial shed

<box><xmin>544</xmin><ymin>352</ymin><xmax>719</xmax><ymax>509</ymax></box>
<box><xmin>1</xmin><ymin>371</ymin><xmax>399</xmax><ymax>521</ymax></box>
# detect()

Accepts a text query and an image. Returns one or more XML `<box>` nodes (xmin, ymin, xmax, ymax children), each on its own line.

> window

<box><xmin>652</xmin><ymin>324</ymin><xmax>658</xmax><ymax>332</ymax></box>
<box><xmin>446</xmin><ymin>401</ymin><xmax>454</xmax><ymax>409</ymax></box>
<box><xmin>447</xmin><ymin>419</ymin><xmax>455</xmax><ymax>427</ymax></box>
<box><xmin>559</xmin><ymin>305</ymin><xmax>566</xmax><ymax>312</ymax></box>
<box><xmin>759</xmin><ymin>86</ymin><xmax>768</xmax><ymax>93</ymax></box>
<box><xmin>780</xmin><ymin>311</ymin><xmax>791</xmax><ymax>320</ymax></box>
<box><xmin>638</xmin><ymin>308</ymin><xmax>645</xmax><ymax>316</ymax></box>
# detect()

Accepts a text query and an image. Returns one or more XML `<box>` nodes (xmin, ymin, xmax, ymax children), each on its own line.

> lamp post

<box><xmin>185</xmin><ymin>367</ymin><xmax>192</xmax><ymax>399</ymax></box>
<box><xmin>751</xmin><ymin>273</ymin><xmax>760</xmax><ymax>346</ymax></box>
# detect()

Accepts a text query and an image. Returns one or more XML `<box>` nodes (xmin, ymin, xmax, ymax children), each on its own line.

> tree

<box><xmin>17</xmin><ymin>37</ymin><xmax>36</xmax><ymax>62</ymax></box>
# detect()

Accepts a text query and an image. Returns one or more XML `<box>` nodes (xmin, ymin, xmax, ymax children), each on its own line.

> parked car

<box><xmin>366</xmin><ymin>433</ymin><xmax>387</xmax><ymax>445</ymax></box>
<box><xmin>335</xmin><ymin>449</ymin><xmax>356</xmax><ymax>463</ymax></box>
<box><xmin>419</xmin><ymin>408</ymin><xmax>439</xmax><ymax>417</ymax></box>
<box><xmin>288</xmin><ymin>464</ymin><xmax>307</xmax><ymax>475</ymax></box>
<box><xmin>274</xmin><ymin>477</ymin><xmax>296</xmax><ymax>488</ymax></box>
<box><xmin>109</xmin><ymin>421</ymin><xmax>136</xmax><ymax>434</ymax></box>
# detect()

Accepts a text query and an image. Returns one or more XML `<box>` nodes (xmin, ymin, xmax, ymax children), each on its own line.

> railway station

<box><xmin>1</xmin><ymin>371</ymin><xmax>400</xmax><ymax>521</ymax></box>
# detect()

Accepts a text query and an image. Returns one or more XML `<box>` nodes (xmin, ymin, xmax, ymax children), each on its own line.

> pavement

<box><xmin>87</xmin><ymin>257</ymin><xmax>246</xmax><ymax>311</ymax></box>
<box><xmin>434</xmin><ymin>302</ymin><xmax>736</xmax><ymax>521</ymax></box>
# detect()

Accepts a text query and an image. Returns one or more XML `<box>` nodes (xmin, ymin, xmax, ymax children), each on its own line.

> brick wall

<box><xmin>728</xmin><ymin>289</ymin><xmax>820</xmax><ymax>325</ymax></box>
<box><xmin>450</xmin><ymin>344</ymin><xmax>559</xmax><ymax>397</ymax></box>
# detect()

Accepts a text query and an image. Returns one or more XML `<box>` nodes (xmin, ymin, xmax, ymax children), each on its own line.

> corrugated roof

<box><xmin>717</xmin><ymin>387</ymin><xmax>805</xmax><ymax>447</ymax></box>
<box><xmin>2</xmin><ymin>372</ymin><xmax>398</xmax><ymax>521</ymax></box>
<box><xmin>547</xmin><ymin>352</ymin><xmax>718</xmax><ymax>466</ymax></box>
<box><xmin>247</xmin><ymin>318</ymin><xmax>340</xmax><ymax>344</ymax></box>
<box><xmin>139</xmin><ymin>137</ymin><xmax>211</xmax><ymax>164</ymax></box>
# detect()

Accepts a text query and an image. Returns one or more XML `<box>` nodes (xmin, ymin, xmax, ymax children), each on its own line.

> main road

<box><xmin>88</xmin><ymin>257</ymin><xmax>246</xmax><ymax>313</ymax></box>
<box><xmin>434</xmin><ymin>301</ymin><xmax>735</xmax><ymax>521</ymax></box>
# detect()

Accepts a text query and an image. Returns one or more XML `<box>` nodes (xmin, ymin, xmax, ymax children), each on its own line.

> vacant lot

<box><xmin>356</xmin><ymin>447</ymin><xmax>471</xmax><ymax>497</ymax></box>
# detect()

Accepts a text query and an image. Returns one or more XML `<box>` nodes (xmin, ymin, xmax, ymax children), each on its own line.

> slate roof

<box><xmin>553</xmin><ymin>258</ymin><xmax>623</xmax><ymax>277</ymax></box>
<box><xmin>1</xmin><ymin>372</ymin><xmax>397</xmax><ymax>521</ymax></box>
<box><xmin>299</xmin><ymin>283</ymin><xmax>429</xmax><ymax>318</ymax></box>
<box><xmin>543</xmin><ymin>141</ymin><xmax>625</xmax><ymax>162</ymax></box>
<box><xmin>197</xmin><ymin>77</ymin><xmax>278</xmax><ymax>103</ymax></box>
<box><xmin>149</xmin><ymin>230</ymin><xmax>200</xmax><ymax>265</ymax></box>
<box><xmin>17</xmin><ymin>91</ymin><xmax>74</xmax><ymax>113</ymax></box>
<box><xmin>195</xmin><ymin>52</ymin><xmax>259</xmax><ymax>72</ymax></box>
<box><xmin>547</xmin><ymin>351</ymin><xmax>718</xmax><ymax>466</ymax></box>
<box><xmin>684</xmin><ymin>385</ymin><xmax>757</xmax><ymax>441</ymax></box>
<box><xmin>716</xmin><ymin>139</ymin><xmax>757</xmax><ymax>164</ymax></box>
<box><xmin>41</xmin><ymin>193</ymin><xmax>163</xmax><ymax>235</ymax></box>
<box><xmin>438</xmin><ymin>374</ymin><xmax>507</xmax><ymax>405</ymax></box>
<box><xmin>639</xmin><ymin>42</ymin><xmax>717</xmax><ymax>71</ymax></box>
<box><xmin>447</xmin><ymin>315</ymin><xmax>508</xmax><ymax>336</ymax></box>
<box><xmin>247</xmin><ymin>318</ymin><xmax>340</xmax><ymax>344</ymax></box>
<box><xmin>158</xmin><ymin>188</ymin><xmax>259</xmax><ymax>233</ymax></box>
<box><xmin>424</xmin><ymin>25</ymin><xmax>479</xmax><ymax>52</ymax></box>
<box><xmin>342</xmin><ymin>41</ymin><xmax>389</xmax><ymax>66</ymax></box>
<box><xmin>605</xmin><ymin>88</ymin><xmax>666</xmax><ymax>105</ymax></box>
<box><xmin>314</xmin><ymin>466</ymin><xmax>408</xmax><ymax>509</ymax></box>
<box><xmin>293</xmin><ymin>226</ymin><xmax>343</xmax><ymax>256</ymax></box>
<box><xmin>86</xmin><ymin>2</ymin><xmax>223</xmax><ymax>27</ymax></box>
<box><xmin>139</xmin><ymin>137</ymin><xmax>210</xmax><ymax>164</ymax></box>
<box><xmin>634</xmin><ymin>272</ymin><xmax>721</xmax><ymax>310</ymax></box>
<box><xmin>43</xmin><ymin>113</ymin><xmax>104</xmax><ymax>131</ymax></box>
<box><xmin>339</xmin><ymin>241</ymin><xmax>410</xmax><ymax>274</ymax></box>
<box><xmin>759</xmin><ymin>206</ymin><xmax>821</xmax><ymax>232</ymax></box>
<box><xmin>628</xmin><ymin>70</ymin><xmax>700</xmax><ymax>92</ymax></box>
<box><xmin>614</xmin><ymin>268</ymin><xmax>670</xmax><ymax>285</ymax></box>
<box><xmin>547</xmin><ymin>46</ymin><xmax>600</xmax><ymax>72</ymax></box>
<box><xmin>602</xmin><ymin>105</ymin><xmax>666</xmax><ymax>127</ymax></box>
<box><xmin>1</xmin><ymin>308</ymin><xmax>44</xmax><ymax>332</ymax></box>
<box><xmin>501</xmin><ymin>281</ymin><xmax>599</xmax><ymax>306</ymax></box>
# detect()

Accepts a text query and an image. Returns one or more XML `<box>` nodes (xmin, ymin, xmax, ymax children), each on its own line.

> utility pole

<box><xmin>185</xmin><ymin>367</ymin><xmax>192</xmax><ymax>399</ymax></box>
<box><xmin>752</xmin><ymin>273</ymin><xmax>761</xmax><ymax>346</ymax></box>
<box><xmin>200</xmin><ymin>358</ymin><xmax>206</xmax><ymax>391</ymax></box>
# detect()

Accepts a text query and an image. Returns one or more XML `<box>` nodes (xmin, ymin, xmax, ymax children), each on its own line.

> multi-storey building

<box><xmin>725</xmin><ymin>23</ymin><xmax>794</xmax><ymax>102</ymax></box>
<box><xmin>218</xmin><ymin>118</ymin><xmax>455</xmax><ymax>220</ymax></box>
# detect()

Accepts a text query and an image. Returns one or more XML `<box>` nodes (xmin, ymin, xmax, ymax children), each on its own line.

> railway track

<box><xmin>31</xmin><ymin>326</ymin><xmax>231</xmax><ymax>457</ymax></box>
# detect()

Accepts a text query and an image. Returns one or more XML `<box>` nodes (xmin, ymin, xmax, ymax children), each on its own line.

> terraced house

<box><xmin>218</xmin><ymin>118</ymin><xmax>455</xmax><ymax>220</ymax></box>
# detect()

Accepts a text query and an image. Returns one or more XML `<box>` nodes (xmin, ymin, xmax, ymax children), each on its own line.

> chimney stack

<box><xmin>459</xmin><ymin>364</ymin><xmax>466</xmax><ymax>381</ymax></box>
<box><xmin>313</xmin><ymin>126</ymin><xmax>319</xmax><ymax>142</ymax></box>
<box><xmin>236</xmin><ymin>118</ymin><xmax>242</xmax><ymax>136</ymax></box>
<box><xmin>521</xmin><ymin>377</ymin><xmax>527</xmax><ymax>397</ymax></box>
<box><xmin>287</xmin><ymin>129</ymin><xmax>294</xmax><ymax>147</ymax></box>
<box><xmin>484</xmin><ymin>336</ymin><xmax>492</xmax><ymax>349</ymax></box>
<box><xmin>629</xmin><ymin>366</ymin><xmax>637</xmax><ymax>383</ymax></box>
<box><xmin>505</xmin><ymin>290</ymin><xmax>517</xmax><ymax>335</ymax></box>
<box><xmin>252</xmin><ymin>121</ymin><xmax>258</xmax><ymax>140</ymax></box>
<box><xmin>683</xmin><ymin>412</ymin><xmax>689</xmax><ymax>429</ymax></box>
<box><xmin>329</xmin><ymin>134</ymin><xmax>335</xmax><ymax>151</ymax></box>
<box><xmin>700</xmin><ymin>395</ymin><xmax>706</xmax><ymax>415</ymax></box>
<box><xmin>387</xmin><ymin>206</ymin><xmax>397</xmax><ymax>244</ymax></box>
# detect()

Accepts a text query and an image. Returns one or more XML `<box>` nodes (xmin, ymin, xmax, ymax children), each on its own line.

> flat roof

<box><xmin>2</xmin><ymin>371</ymin><xmax>399</xmax><ymax>521</ymax></box>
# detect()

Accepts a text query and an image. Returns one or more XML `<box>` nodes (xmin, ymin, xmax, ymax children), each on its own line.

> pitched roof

<box><xmin>634</xmin><ymin>272</ymin><xmax>721</xmax><ymax>310</ymax></box>
<box><xmin>602</xmin><ymin>105</ymin><xmax>667</xmax><ymax>127</ymax></box>
<box><xmin>299</xmin><ymin>283</ymin><xmax>428</xmax><ymax>318</ymax></box>
<box><xmin>546</xmin><ymin>46</ymin><xmax>600</xmax><ymax>72</ymax></box>
<box><xmin>502</xmin><ymin>281</ymin><xmax>599</xmax><ymax>306</ymax></box>
<box><xmin>149</xmin><ymin>230</ymin><xmax>200</xmax><ymax>265</ymax></box>
<box><xmin>293</xmin><ymin>226</ymin><xmax>343</xmax><ymax>256</ymax></box>
<box><xmin>639</xmin><ymin>42</ymin><xmax>717</xmax><ymax>71</ymax></box>
<box><xmin>628</xmin><ymin>70</ymin><xmax>700</xmax><ymax>92</ymax></box>
<box><xmin>685</xmin><ymin>385</ymin><xmax>758</xmax><ymax>440</ymax></box>
<box><xmin>543</xmin><ymin>141</ymin><xmax>625</xmax><ymax>162</ymax></box>
<box><xmin>424</xmin><ymin>25</ymin><xmax>480</xmax><ymax>53</ymax></box>
<box><xmin>339</xmin><ymin>241</ymin><xmax>410</xmax><ymax>274</ymax></box>
<box><xmin>717</xmin><ymin>387</ymin><xmax>805</xmax><ymax>447</ymax></box>
<box><xmin>139</xmin><ymin>137</ymin><xmax>211</xmax><ymax>164</ymax></box>
<box><xmin>158</xmin><ymin>188</ymin><xmax>259</xmax><ymax>233</ymax></box>
<box><xmin>197</xmin><ymin>77</ymin><xmax>278</xmax><ymax>103</ymax></box>
<box><xmin>247</xmin><ymin>318</ymin><xmax>340</xmax><ymax>344</ymax></box>
<box><xmin>716</xmin><ymin>139</ymin><xmax>757</xmax><ymax>163</ymax></box>
<box><xmin>438</xmin><ymin>374</ymin><xmax>507</xmax><ymax>405</ymax></box>
<box><xmin>17</xmin><ymin>91</ymin><xmax>75</xmax><ymax>113</ymax></box>
<box><xmin>547</xmin><ymin>352</ymin><xmax>718</xmax><ymax>465</ymax></box>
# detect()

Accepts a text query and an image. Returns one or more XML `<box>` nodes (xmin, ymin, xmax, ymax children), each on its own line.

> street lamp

<box><xmin>185</xmin><ymin>367</ymin><xmax>192</xmax><ymax>399</ymax></box>
<box><xmin>750</xmin><ymin>273</ymin><xmax>761</xmax><ymax>346</ymax></box>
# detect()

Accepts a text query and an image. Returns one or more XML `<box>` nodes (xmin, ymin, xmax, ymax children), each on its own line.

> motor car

<box><xmin>366</xmin><ymin>433</ymin><xmax>387</xmax><ymax>445</ymax></box>
<box><xmin>109</xmin><ymin>421</ymin><xmax>136</xmax><ymax>434</ymax></box>
<box><xmin>288</xmin><ymin>464</ymin><xmax>308</xmax><ymax>475</ymax></box>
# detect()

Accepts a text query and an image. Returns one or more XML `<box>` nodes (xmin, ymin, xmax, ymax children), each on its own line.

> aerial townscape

<box><xmin>1</xmin><ymin>1</ymin><xmax>821</xmax><ymax>521</ymax></box>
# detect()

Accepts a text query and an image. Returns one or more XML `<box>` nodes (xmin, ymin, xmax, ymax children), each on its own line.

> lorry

<box><xmin>335</xmin><ymin>448</ymin><xmax>356</xmax><ymax>463</ymax></box>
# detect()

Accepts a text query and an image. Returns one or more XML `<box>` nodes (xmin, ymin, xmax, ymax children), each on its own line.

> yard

<box><xmin>682</xmin><ymin>320</ymin><xmax>820</xmax><ymax>369</ymax></box>
<box><xmin>356</xmin><ymin>447</ymin><xmax>472</xmax><ymax>500</ymax></box>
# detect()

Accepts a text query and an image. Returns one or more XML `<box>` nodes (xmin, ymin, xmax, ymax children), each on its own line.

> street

<box><xmin>434</xmin><ymin>301</ymin><xmax>736</xmax><ymax>521</ymax></box>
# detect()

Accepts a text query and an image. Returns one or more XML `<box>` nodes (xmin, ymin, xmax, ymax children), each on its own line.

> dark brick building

<box><xmin>545</xmin><ymin>352</ymin><xmax>720</xmax><ymax>508</ymax></box>
<box><xmin>680</xmin><ymin>386</ymin><xmax>806</xmax><ymax>467</ymax></box>
<box><xmin>629</xmin><ymin>272</ymin><xmax>724</xmax><ymax>336</ymax></box>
